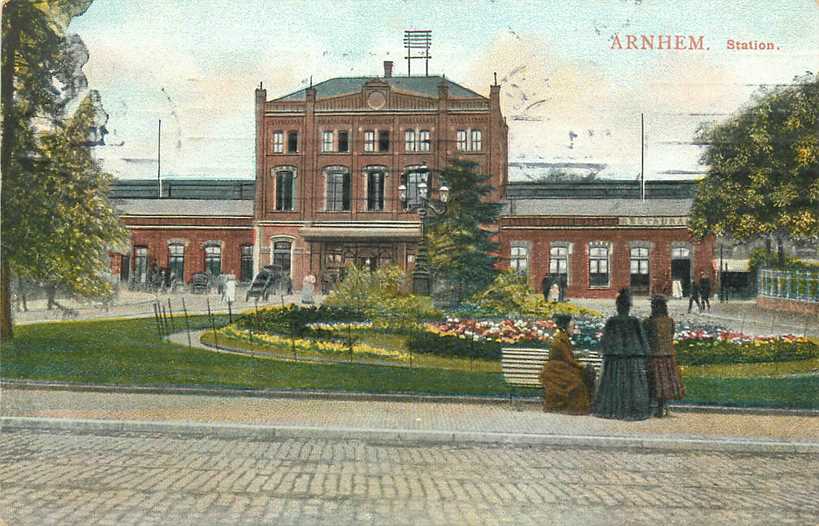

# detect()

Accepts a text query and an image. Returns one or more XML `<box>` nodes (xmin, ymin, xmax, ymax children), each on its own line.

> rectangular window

<box><xmin>338</xmin><ymin>130</ymin><xmax>349</xmax><ymax>152</ymax></box>
<box><xmin>404</xmin><ymin>130</ymin><xmax>416</xmax><ymax>152</ymax></box>
<box><xmin>456</xmin><ymin>130</ymin><xmax>468</xmax><ymax>151</ymax></box>
<box><xmin>630</xmin><ymin>247</ymin><xmax>649</xmax><ymax>274</ymax></box>
<box><xmin>589</xmin><ymin>244</ymin><xmax>610</xmax><ymax>287</ymax></box>
<box><xmin>549</xmin><ymin>246</ymin><xmax>568</xmax><ymax>277</ymax></box>
<box><xmin>378</xmin><ymin>130</ymin><xmax>390</xmax><ymax>152</ymax></box>
<box><xmin>367</xmin><ymin>170</ymin><xmax>385</xmax><ymax>211</ymax></box>
<box><xmin>321</xmin><ymin>131</ymin><xmax>334</xmax><ymax>152</ymax></box>
<box><xmin>272</xmin><ymin>131</ymin><xmax>284</xmax><ymax>153</ymax></box>
<box><xmin>168</xmin><ymin>244</ymin><xmax>185</xmax><ymax>282</ymax></box>
<box><xmin>364</xmin><ymin>131</ymin><xmax>376</xmax><ymax>152</ymax></box>
<box><xmin>327</xmin><ymin>170</ymin><xmax>351</xmax><ymax>211</ymax></box>
<box><xmin>287</xmin><ymin>131</ymin><xmax>298</xmax><ymax>153</ymax></box>
<box><xmin>510</xmin><ymin>245</ymin><xmax>529</xmax><ymax>275</ymax></box>
<box><xmin>470</xmin><ymin>129</ymin><xmax>482</xmax><ymax>151</ymax></box>
<box><xmin>134</xmin><ymin>247</ymin><xmax>148</xmax><ymax>284</ymax></box>
<box><xmin>240</xmin><ymin>245</ymin><xmax>253</xmax><ymax>282</ymax></box>
<box><xmin>204</xmin><ymin>246</ymin><xmax>221</xmax><ymax>277</ymax></box>
<box><xmin>419</xmin><ymin>130</ymin><xmax>431</xmax><ymax>152</ymax></box>
<box><xmin>405</xmin><ymin>170</ymin><xmax>424</xmax><ymax>209</ymax></box>
<box><xmin>275</xmin><ymin>170</ymin><xmax>295</xmax><ymax>211</ymax></box>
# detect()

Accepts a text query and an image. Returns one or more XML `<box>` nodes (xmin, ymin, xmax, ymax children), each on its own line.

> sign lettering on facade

<box><xmin>618</xmin><ymin>216</ymin><xmax>688</xmax><ymax>227</ymax></box>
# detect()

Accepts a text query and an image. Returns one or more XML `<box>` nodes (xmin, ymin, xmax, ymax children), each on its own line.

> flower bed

<box><xmin>219</xmin><ymin>325</ymin><xmax>409</xmax><ymax>363</ymax></box>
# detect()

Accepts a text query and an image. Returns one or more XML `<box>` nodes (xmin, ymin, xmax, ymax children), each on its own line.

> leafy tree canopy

<box><xmin>690</xmin><ymin>73</ymin><xmax>818</xmax><ymax>245</ymax></box>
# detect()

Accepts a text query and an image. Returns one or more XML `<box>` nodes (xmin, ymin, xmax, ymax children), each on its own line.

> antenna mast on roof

<box><xmin>641</xmin><ymin>113</ymin><xmax>645</xmax><ymax>202</ymax></box>
<box><xmin>404</xmin><ymin>30</ymin><xmax>431</xmax><ymax>77</ymax></box>
<box><xmin>157</xmin><ymin>119</ymin><xmax>162</xmax><ymax>199</ymax></box>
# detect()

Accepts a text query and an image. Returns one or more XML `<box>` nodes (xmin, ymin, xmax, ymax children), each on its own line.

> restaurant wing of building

<box><xmin>499</xmin><ymin>180</ymin><xmax>716</xmax><ymax>298</ymax></box>
<box><xmin>253</xmin><ymin>61</ymin><xmax>508</xmax><ymax>289</ymax></box>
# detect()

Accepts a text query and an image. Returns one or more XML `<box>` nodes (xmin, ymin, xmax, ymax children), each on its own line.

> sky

<box><xmin>69</xmin><ymin>0</ymin><xmax>819</xmax><ymax>181</ymax></box>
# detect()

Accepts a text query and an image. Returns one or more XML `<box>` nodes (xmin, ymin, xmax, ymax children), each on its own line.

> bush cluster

<box><xmin>236</xmin><ymin>304</ymin><xmax>366</xmax><ymax>337</ymax></box>
<box><xmin>406</xmin><ymin>331</ymin><xmax>503</xmax><ymax>360</ymax></box>
<box><xmin>676</xmin><ymin>338</ymin><xmax>818</xmax><ymax>366</ymax></box>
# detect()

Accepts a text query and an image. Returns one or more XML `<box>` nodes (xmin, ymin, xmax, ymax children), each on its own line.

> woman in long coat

<box><xmin>540</xmin><ymin>314</ymin><xmax>594</xmax><ymax>415</ymax></box>
<box><xmin>643</xmin><ymin>296</ymin><xmax>685</xmax><ymax>417</ymax></box>
<box><xmin>592</xmin><ymin>288</ymin><xmax>652</xmax><ymax>420</ymax></box>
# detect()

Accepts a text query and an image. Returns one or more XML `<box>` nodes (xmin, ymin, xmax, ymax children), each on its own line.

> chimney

<box><xmin>383</xmin><ymin>61</ymin><xmax>393</xmax><ymax>78</ymax></box>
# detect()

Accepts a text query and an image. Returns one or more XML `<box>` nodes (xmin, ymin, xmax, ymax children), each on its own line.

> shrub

<box><xmin>676</xmin><ymin>336</ymin><xmax>818</xmax><ymax>365</ymax></box>
<box><xmin>236</xmin><ymin>304</ymin><xmax>366</xmax><ymax>337</ymax></box>
<box><xmin>407</xmin><ymin>330</ymin><xmax>503</xmax><ymax>360</ymax></box>
<box><xmin>469</xmin><ymin>270</ymin><xmax>601</xmax><ymax>318</ymax></box>
<box><xmin>323</xmin><ymin>264</ymin><xmax>442</xmax><ymax>326</ymax></box>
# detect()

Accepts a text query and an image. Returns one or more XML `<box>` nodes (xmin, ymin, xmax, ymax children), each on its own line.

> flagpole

<box><xmin>157</xmin><ymin>119</ymin><xmax>162</xmax><ymax>198</ymax></box>
<box><xmin>640</xmin><ymin>113</ymin><xmax>645</xmax><ymax>202</ymax></box>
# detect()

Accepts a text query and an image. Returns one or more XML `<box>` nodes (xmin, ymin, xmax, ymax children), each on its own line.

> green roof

<box><xmin>274</xmin><ymin>76</ymin><xmax>486</xmax><ymax>102</ymax></box>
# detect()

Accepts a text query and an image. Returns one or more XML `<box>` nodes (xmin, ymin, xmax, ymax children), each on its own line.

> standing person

<box><xmin>541</xmin><ymin>274</ymin><xmax>552</xmax><ymax>302</ymax></box>
<box><xmin>301</xmin><ymin>274</ymin><xmax>315</xmax><ymax>304</ymax></box>
<box><xmin>698</xmin><ymin>272</ymin><xmax>712</xmax><ymax>312</ymax></box>
<box><xmin>558</xmin><ymin>275</ymin><xmax>568</xmax><ymax>302</ymax></box>
<box><xmin>687</xmin><ymin>276</ymin><xmax>701</xmax><ymax>313</ymax></box>
<box><xmin>592</xmin><ymin>288</ymin><xmax>652</xmax><ymax>421</ymax></box>
<box><xmin>539</xmin><ymin>314</ymin><xmax>594</xmax><ymax>415</ymax></box>
<box><xmin>643</xmin><ymin>296</ymin><xmax>685</xmax><ymax>417</ymax></box>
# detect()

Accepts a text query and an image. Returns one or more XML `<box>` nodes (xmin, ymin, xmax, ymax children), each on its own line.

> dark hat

<box><xmin>551</xmin><ymin>313</ymin><xmax>572</xmax><ymax>331</ymax></box>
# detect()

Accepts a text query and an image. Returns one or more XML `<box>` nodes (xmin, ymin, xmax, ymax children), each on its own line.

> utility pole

<box><xmin>640</xmin><ymin>113</ymin><xmax>645</xmax><ymax>202</ymax></box>
<box><xmin>157</xmin><ymin>119</ymin><xmax>162</xmax><ymax>198</ymax></box>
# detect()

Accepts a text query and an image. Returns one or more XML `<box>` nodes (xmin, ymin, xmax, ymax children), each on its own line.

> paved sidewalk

<box><xmin>2</xmin><ymin>387</ymin><xmax>817</xmax><ymax>453</ymax></box>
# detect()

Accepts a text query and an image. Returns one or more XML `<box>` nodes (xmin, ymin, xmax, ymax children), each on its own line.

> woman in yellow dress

<box><xmin>540</xmin><ymin>314</ymin><xmax>595</xmax><ymax>415</ymax></box>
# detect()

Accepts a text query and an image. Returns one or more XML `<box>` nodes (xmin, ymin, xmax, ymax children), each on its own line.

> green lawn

<box><xmin>1</xmin><ymin>317</ymin><xmax>817</xmax><ymax>408</ymax></box>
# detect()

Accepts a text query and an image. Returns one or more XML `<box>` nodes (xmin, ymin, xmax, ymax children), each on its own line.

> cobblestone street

<box><xmin>1</xmin><ymin>428</ymin><xmax>817</xmax><ymax>526</ymax></box>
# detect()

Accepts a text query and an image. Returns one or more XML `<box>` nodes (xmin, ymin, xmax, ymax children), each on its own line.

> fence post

<box><xmin>181</xmin><ymin>297</ymin><xmax>192</xmax><ymax>350</ymax></box>
<box><xmin>228</xmin><ymin>300</ymin><xmax>233</xmax><ymax>324</ymax></box>
<box><xmin>152</xmin><ymin>301</ymin><xmax>163</xmax><ymax>340</ymax></box>
<box><xmin>207</xmin><ymin>297</ymin><xmax>218</xmax><ymax>349</ymax></box>
<box><xmin>160</xmin><ymin>305</ymin><xmax>168</xmax><ymax>337</ymax></box>
<box><xmin>167</xmin><ymin>298</ymin><xmax>176</xmax><ymax>333</ymax></box>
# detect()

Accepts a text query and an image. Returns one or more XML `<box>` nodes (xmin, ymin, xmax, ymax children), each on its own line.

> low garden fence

<box><xmin>757</xmin><ymin>268</ymin><xmax>819</xmax><ymax>303</ymax></box>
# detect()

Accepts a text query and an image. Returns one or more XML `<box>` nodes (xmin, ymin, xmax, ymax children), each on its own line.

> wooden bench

<box><xmin>501</xmin><ymin>347</ymin><xmax>603</xmax><ymax>388</ymax></box>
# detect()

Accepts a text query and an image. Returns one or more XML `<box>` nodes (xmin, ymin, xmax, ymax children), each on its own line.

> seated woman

<box><xmin>539</xmin><ymin>314</ymin><xmax>594</xmax><ymax>415</ymax></box>
<box><xmin>592</xmin><ymin>288</ymin><xmax>652</xmax><ymax>421</ymax></box>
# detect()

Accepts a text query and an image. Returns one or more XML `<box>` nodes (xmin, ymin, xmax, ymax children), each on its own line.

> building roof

<box><xmin>506</xmin><ymin>180</ymin><xmax>698</xmax><ymax>200</ymax></box>
<box><xmin>504</xmin><ymin>198</ymin><xmax>693</xmax><ymax>217</ymax></box>
<box><xmin>112</xmin><ymin>199</ymin><xmax>254</xmax><ymax>217</ymax></box>
<box><xmin>109</xmin><ymin>179</ymin><xmax>255</xmax><ymax>200</ymax></box>
<box><xmin>274</xmin><ymin>76</ymin><xmax>485</xmax><ymax>102</ymax></box>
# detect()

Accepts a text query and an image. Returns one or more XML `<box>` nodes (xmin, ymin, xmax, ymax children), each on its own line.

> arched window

<box><xmin>272</xmin><ymin>240</ymin><xmax>292</xmax><ymax>274</ymax></box>
<box><xmin>364</xmin><ymin>166</ymin><xmax>387</xmax><ymax>211</ymax></box>
<box><xmin>240</xmin><ymin>245</ymin><xmax>254</xmax><ymax>282</ymax></box>
<box><xmin>168</xmin><ymin>244</ymin><xmax>185</xmax><ymax>282</ymax></box>
<box><xmin>204</xmin><ymin>245</ymin><xmax>221</xmax><ymax>276</ymax></box>
<box><xmin>324</xmin><ymin>166</ymin><xmax>351</xmax><ymax>211</ymax></box>
<box><xmin>273</xmin><ymin>167</ymin><xmax>297</xmax><ymax>211</ymax></box>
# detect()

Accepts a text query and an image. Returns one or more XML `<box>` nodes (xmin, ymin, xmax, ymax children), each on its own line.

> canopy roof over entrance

<box><xmin>299</xmin><ymin>226</ymin><xmax>421</xmax><ymax>240</ymax></box>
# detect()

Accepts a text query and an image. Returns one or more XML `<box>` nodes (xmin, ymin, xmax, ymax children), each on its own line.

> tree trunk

<box><xmin>777</xmin><ymin>238</ymin><xmax>786</xmax><ymax>268</ymax></box>
<box><xmin>764</xmin><ymin>236</ymin><xmax>772</xmax><ymax>256</ymax></box>
<box><xmin>1</xmin><ymin>7</ymin><xmax>18</xmax><ymax>342</ymax></box>
<box><xmin>0</xmin><ymin>259</ymin><xmax>12</xmax><ymax>341</ymax></box>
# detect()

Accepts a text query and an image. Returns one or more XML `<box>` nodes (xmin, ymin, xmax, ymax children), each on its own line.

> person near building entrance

<box><xmin>642</xmin><ymin>296</ymin><xmax>685</xmax><ymax>418</ymax></box>
<box><xmin>698</xmin><ymin>272</ymin><xmax>711</xmax><ymax>312</ymax></box>
<box><xmin>539</xmin><ymin>314</ymin><xmax>594</xmax><ymax>415</ymax></box>
<box><xmin>687</xmin><ymin>277</ymin><xmax>701</xmax><ymax>313</ymax></box>
<box><xmin>558</xmin><ymin>275</ymin><xmax>568</xmax><ymax>302</ymax></box>
<box><xmin>301</xmin><ymin>274</ymin><xmax>316</xmax><ymax>304</ymax></box>
<box><xmin>541</xmin><ymin>274</ymin><xmax>553</xmax><ymax>302</ymax></box>
<box><xmin>592</xmin><ymin>288</ymin><xmax>652</xmax><ymax>421</ymax></box>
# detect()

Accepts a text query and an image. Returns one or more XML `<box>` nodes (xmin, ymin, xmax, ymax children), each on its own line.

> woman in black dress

<box><xmin>592</xmin><ymin>288</ymin><xmax>652</xmax><ymax>421</ymax></box>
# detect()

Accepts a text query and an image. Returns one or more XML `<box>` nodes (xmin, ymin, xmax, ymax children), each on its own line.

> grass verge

<box><xmin>1</xmin><ymin>317</ymin><xmax>816</xmax><ymax>408</ymax></box>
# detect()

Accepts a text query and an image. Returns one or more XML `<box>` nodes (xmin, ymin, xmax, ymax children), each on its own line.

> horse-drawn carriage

<box><xmin>245</xmin><ymin>265</ymin><xmax>281</xmax><ymax>302</ymax></box>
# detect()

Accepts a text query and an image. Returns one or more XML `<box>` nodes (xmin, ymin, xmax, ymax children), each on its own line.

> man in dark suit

<box><xmin>687</xmin><ymin>277</ymin><xmax>701</xmax><ymax>313</ymax></box>
<box><xmin>541</xmin><ymin>274</ymin><xmax>553</xmax><ymax>302</ymax></box>
<box><xmin>698</xmin><ymin>272</ymin><xmax>712</xmax><ymax>312</ymax></box>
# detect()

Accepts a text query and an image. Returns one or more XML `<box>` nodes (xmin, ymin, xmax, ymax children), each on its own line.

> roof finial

<box><xmin>309</xmin><ymin>75</ymin><xmax>313</xmax><ymax>88</ymax></box>
<box><xmin>493</xmin><ymin>72</ymin><xmax>498</xmax><ymax>86</ymax></box>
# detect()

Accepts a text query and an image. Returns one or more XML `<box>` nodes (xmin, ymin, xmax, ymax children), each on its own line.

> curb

<box><xmin>3</xmin><ymin>379</ymin><xmax>819</xmax><ymax>416</ymax></box>
<box><xmin>2</xmin><ymin>416</ymin><xmax>817</xmax><ymax>454</ymax></box>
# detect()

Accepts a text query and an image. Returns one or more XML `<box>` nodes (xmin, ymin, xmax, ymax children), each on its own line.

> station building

<box><xmin>497</xmin><ymin>180</ymin><xmax>716</xmax><ymax>298</ymax></box>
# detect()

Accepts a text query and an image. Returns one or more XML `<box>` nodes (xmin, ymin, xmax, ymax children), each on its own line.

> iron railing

<box><xmin>757</xmin><ymin>268</ymin><xmax>819</xmax><ymax>303</ymax></box>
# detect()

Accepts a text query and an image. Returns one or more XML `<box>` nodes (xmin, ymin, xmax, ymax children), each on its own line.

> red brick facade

<box><xmin>498</xmin><ymin>217</ymin><xmax>716</xmax><ymax>298</ymax></box>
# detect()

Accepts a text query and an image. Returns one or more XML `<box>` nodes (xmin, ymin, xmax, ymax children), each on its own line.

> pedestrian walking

<box><xmin>642</xmin><ymin>296</ymin><xmax>685</xmax><ymax>417</ymax></box>
<box><xmin>301</xmin><ymin>274</ymin><xmax>315</xmax><ymax>304</ymax></box>
<box><xmin>687</xmin><ymin>277</ymin><xmax>701</xmax><ymax>313</ymax></box>
<box><xmin>698</xmin><ymin>272</ymin><xmax>711</xmax><ymax>312</ymax></box>
<box><xmin>539</xmin><ymin>314</ymin><xmax>594</xmax><ymax>415</ymax></box>
<box><xmin>592</xmin><ymin>288</ymin><xmax>652</xmax><ymax>421</ymax></box>
<box><xmin>541</xmin><ymin>274</ymin><xmax>553</xmax><ymax>302</ymax></box>
<box><xmin>223</xmin><ymin>275</ymin><xmax>236</xmax><ymax>304</ymax></box>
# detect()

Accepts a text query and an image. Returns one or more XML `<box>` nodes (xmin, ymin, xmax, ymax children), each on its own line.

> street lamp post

<box><xmin>399</xmin><ymin>165</ymin><xmax>449</xmax><ymax>296</ymax></box>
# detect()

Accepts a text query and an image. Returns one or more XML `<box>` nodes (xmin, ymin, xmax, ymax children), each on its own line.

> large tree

<box><xmin>689</xmin><ymin>73</ymin><xmax>819</xmax><ymax>263</ymax></box>
<box><xmin>426</xmin><ymin>160</ymin><xmax>503</xmax><ymax>304</ymax></box>
<box><xmin>1</xmin><ymin>0</ymin><xmax>125</xmax><ymax>340</ymax></box>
